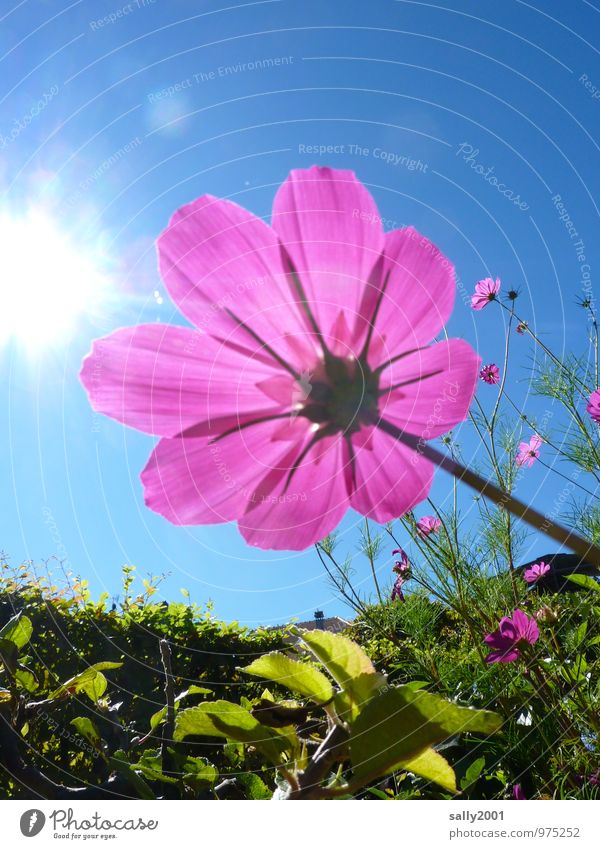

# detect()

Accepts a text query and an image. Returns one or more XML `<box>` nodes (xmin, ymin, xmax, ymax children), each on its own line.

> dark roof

<box><xmin>294</xmin><ymin>616</ymin><xmax>350</xmax><ymax>633</ymax></box>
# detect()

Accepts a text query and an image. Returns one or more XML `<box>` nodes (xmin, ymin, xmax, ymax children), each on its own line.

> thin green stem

<box><xmin>377</xmin><ymin>419</ymin><xmax>600</xmax><ymax>568</ymax></box>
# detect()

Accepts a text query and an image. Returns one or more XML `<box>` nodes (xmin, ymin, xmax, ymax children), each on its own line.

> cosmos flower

<box><xmin>81</xmin><ymin>167</ymin><xmax>480</xmax><ymax>550</ymax></box>
<box><xmin>523</xmin><ymin>561</ymin><xmax>551</xmax><ymax>584</ymax></box>
<box><xmin>392</xmin><ymin>548</ymin><xmax>410</xmax><ymax>574</ymax></box>
<box><xmin>480</xmin><ymin>363</ymin><xmax>500</xmax><ymax>385</ymax></box>
<box><xmin>512</xmin><ymin>784</ymin><xmax>526</xmax><ymax>800</ymax></box>
<box><xmin>416</xmin><ymin>515</ymin><xmax>442</xmax><ymax>537</ymax></box>
<box><xmin>516</xmin><ymin>434</ymin><xmax>542</xmax><ymax>468</ymax></box>
<box><xmin>587</xmin><ymin>389</ymin><xmax>600</xmax><ymax>424</ymax></box>
<box><xmin>483</xmin><ymin>609</ymin><xmax>539</xmax><ymax>664</ymax></box>
<box><xmin>471</xmin><ymin>277</ymin><xmax>501</xmax><ymax>310</ymax></box>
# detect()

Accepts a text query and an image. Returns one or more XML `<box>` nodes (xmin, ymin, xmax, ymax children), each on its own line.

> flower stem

<box><xmin>378</xmin><ymin>419</ymin><xmax>600</xmax><ymax>568</ymax></box>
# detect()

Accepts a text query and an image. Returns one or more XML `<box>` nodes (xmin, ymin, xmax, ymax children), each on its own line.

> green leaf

<box><xmin>108</xmin><ymin>753</ymin><xmax>156</xmax><ymax>799</ymax></box>
<box><xmin>150</xmin><ymin>686</ymin><xmax>213</xmax><ymax>730</ymax></box>
<box><xmin>181</xmin><ymin>756</ymin><xmax>218</xmax><ymax>790</ymax></box>
<box><xmin>236</xmin><ymin>772</ymin><xmax>272</xmax><ymax>799</ymax></box>
<box><xmin>70</xmin><ymin>717</ymin><xmax>101</xmax><ymax>748</ymax></box>
<box><xmin>129</xmin><ymin>749</ymin><xmax>178</xmax><ymax>784</ymax></box>
<box><xmin>460</xmin><ymin>756</ymin><xmax>486</xmax><ymax>791</ymax></box>
<box><xmin>0</xmin><ymin>613</ymin><xmax>32</xmax><ymax>650</ymax></box>
<box><xmin>0</xmin><ymin>639</ymin><xmax>18</xmax><ymax>675</ymax></box>
<box><xmin>14</xmin><ymin>669</ymin><xmax>39</xmax><ymax>692</ymax></box>
<box><xmin>49</xmin><ymin>662</ymin><xmax>122</xmax><ymax>701</ymax></box>
<box><xmin>174</xmin><ymin>701</ymin><xmax>295</xmax><ymax>764</ymax></box>
<box><xmin>81</xmin><ymin>671</ymin><xmax>107</xmax><ymax>702</ymax></box>
<box><xmin>300</xmin><ymin>630</ymin><xmax>386</xmax><ymax>712</ymax></box>
<box><xmin>350</xmin><ymin>685</ymin><xmax>501</xmax><ymax>782</ymax></box>
<box><xmin>397</xmin><ymin>747</ymin><xmax>457</xmax><ymax>793</ymax></box>
<box><xmin>574</xmin><ymin>620</ymin><xmax>588</xmax><ymax>647</ymax></box>
<box><xmin>241</xmin><ymin>652</ymin><xmax>334</xmax><ymax>704</ymax></box>
<box><xmin>566</xmin><ymin>574</ymin><xmax>600</xmax><ymax>593</ymax></box>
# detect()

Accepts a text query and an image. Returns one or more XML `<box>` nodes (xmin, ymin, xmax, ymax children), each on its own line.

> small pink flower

<box><xmin>512</xmin><ymin>784</ymin><xmax>526</xmax><ymax>800</ymax></box>
<box><xmin>483</xmin><ymin>609</ymin><xmax>539</xmax><ymax>663</ymax></box>
<box><xmin>392</xmin><ymin>547</ymin><xmax>410</xmax><ymax>574</ymax></box>
<box><xmin>80</xmin><ymin>167</ymin><xmax>480</xmax><ymax>551</ymax></box>
<box><xmin>516</xmin><ymin>434</ymin><xmax>542</xmax><ymax>468</ymax></box>
<box><xmin>587</xmin><ymin>389</ymin><xmax>600</xmax><ymax>424</ymax></box>
<box><xmin>416</xmin><ymin>515</ymin><xmax>441</xmax><ymax>537</ymax></box>
<box><xmin>480</xmin><ymin>363</ymin><xmax>500</xmax><ymax>385</ymax></box>
<box><xmin>471</xmin><ymin>277</ymin><xmax>501</xmax><ymax>310</ymax></box>
<box><xmin>391</xmin><ymin>574</ymin><xmax>406</xmax><ymax>602</ymax></box>
<box><xmin>523</xmin><ymin>560</ymin><xmax>551</xmax><ymax>584</ymax></box>
<box><xmin>516</xmin><ymin>322</ymin><xmax>527</xmax><ymax>335</ymax></box>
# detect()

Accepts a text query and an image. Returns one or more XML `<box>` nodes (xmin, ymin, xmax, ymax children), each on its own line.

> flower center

<box><xmin>296</xmin><ymin>354</ymin><xmax>380</xmax><ymax>434</ymax></box>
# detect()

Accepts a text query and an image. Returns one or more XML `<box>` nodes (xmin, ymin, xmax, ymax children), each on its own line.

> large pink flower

<box><xmin>483</xmin><ymin>609</ymin><xmax>539</xmax><ymax>664</ymax></box>
<box><xmin>80</xmin><ymin>167</ymin><xmax>480</xmax><ymax>550</ymax></box>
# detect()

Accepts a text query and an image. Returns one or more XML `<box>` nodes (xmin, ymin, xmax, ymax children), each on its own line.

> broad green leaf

<box><xmin>460</xmin><ymin>756</ymin><xmax>486</xmax><ymax>791</ymax></box>
<box><xmin>0</xmin><ymin>613</ymin><xmax>32</xmax><ymax>649</ymax></box>
<box><xmin>15</xmin><ymin>669</ymin><xmax>39</xmax><ymax>692</ymax></box>
<box><xmin>566</xmin><ymin>574</ymin><xmax>600</xmax><ymax>593</ymax></box>
<box><xmin>70</xmin><ymin>717</ymin><xmax>101</xmax><ymax>748</ymax></box>
<box><xmin>182</xmin><ymin>756</ymin><xmax>218</xmax><ymax>790</ymax></box>
<box><xmin>108</xmin><ymin>753</ymin><xmax>156</xmax><ymax>799</ymax></box>
<box><xmin>350</xmin><ymin>685</ymin><xmax>501</xmax><ymax>781</ymax></box>
<box><xmin>174</xmin><ymin>701</ymin><xmax>295</xmax><ymax>764</ymax></box>
<box><xmin>401</xmin><ymin>681</ymin><xmax>429</xmax><ymax>692</ymax></box>
<box><xmin>81</xmin><ymin>671</ymin><xmax>107</xmax><ymax>703</ymax></box>
<box><xmin>241</xmin><ymin>652</ymin><xmax>334</xmax><ymax>704</ymax></box>
<box><xmin>49</xmin><ymin>662</ymin><xmax>122</xmax><ymax>701</ymax></box>
<box><xmin>300</xmin><ymin>630</ymin><xmax>386</xmax><ymax>712</ymax></box>
<box><xmin>236</xmin><ymin>772</ymin><xmax>272</xmax><ymax>800</ymax></box>
<box><xmin>0</xmin><ymin>638</ymin><xmax>18</xmax><ymax>675</ymax></box>
<box><xmin>397</xmin><ymin>747</ymin><xmax>457</xmax><ymax>793</ymax></box>
<box><xmin>130</xmin><ymin>749</ymin><xmax>178</xmax><ymax>784</ymax></box>
<box><xmin>150</xmin><ymin>686</ymin><xmax>213</xmax><ymax>730</ymax></box>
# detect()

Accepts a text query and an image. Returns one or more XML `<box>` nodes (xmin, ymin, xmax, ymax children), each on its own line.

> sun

<box><xmin>0</xmin><ymin>207</ymin><xmax>110</xmax><ymax>350</ymax></box>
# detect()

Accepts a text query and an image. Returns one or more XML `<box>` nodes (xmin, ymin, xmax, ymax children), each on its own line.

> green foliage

<box><xmin>242</xmin><ymin>651</ymin><xmax>335</xmax><ymax>705</ymax></box>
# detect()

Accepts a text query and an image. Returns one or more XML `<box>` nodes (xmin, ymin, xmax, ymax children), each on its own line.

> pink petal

<box><xmin>80</xmin><ymin>324</ymin><xmax>292</xmax><ymax>437</ymax></box>
<box><xmin>271</xmin><ymin>167</ymin><xmax>384</xmax><ymax>350</ymax></box>
<box><xmin>239</xmin><ymin>433</ymin><xmax>350</xmax><ymax>550</ymax></box>
<box><xmin>141</xmin><ymin>417</ymin><xmax>310</xmax><ymax>525</ymax></box>
<box><xmin>157</xmin><ymin>195</ymin><xmax>314</xmax><ymax>370</ymax></box>
<box><xmin>486</xmin><ymin>649</ymin><xmax>520</xmax><ymax>663</ymax></box>
<box><xmin>379</xmin><ymin>339</ymin><xmax>481</xmax><ymax>439</ymax></box>
<box><xmin>350</xmin><ymin>426</ymin><xmax>434</xmax><ymax>522</ymax></box>
<box><xmin>357</xmin><ymin>227</ymin><xmax>456</xmax><ymax>368</ymax></box>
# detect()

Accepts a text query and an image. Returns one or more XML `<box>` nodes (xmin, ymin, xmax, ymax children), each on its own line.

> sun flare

<box><xmin>0</xmin><ymin>207</ymin><xmax>109</xmax><ymax>350</ymax></box>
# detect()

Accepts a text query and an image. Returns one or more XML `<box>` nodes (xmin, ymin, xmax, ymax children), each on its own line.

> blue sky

<box><xmin>1</xmin><ymin>0</ymin><xmax>599</xmax><ymax>626</ymax></box>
